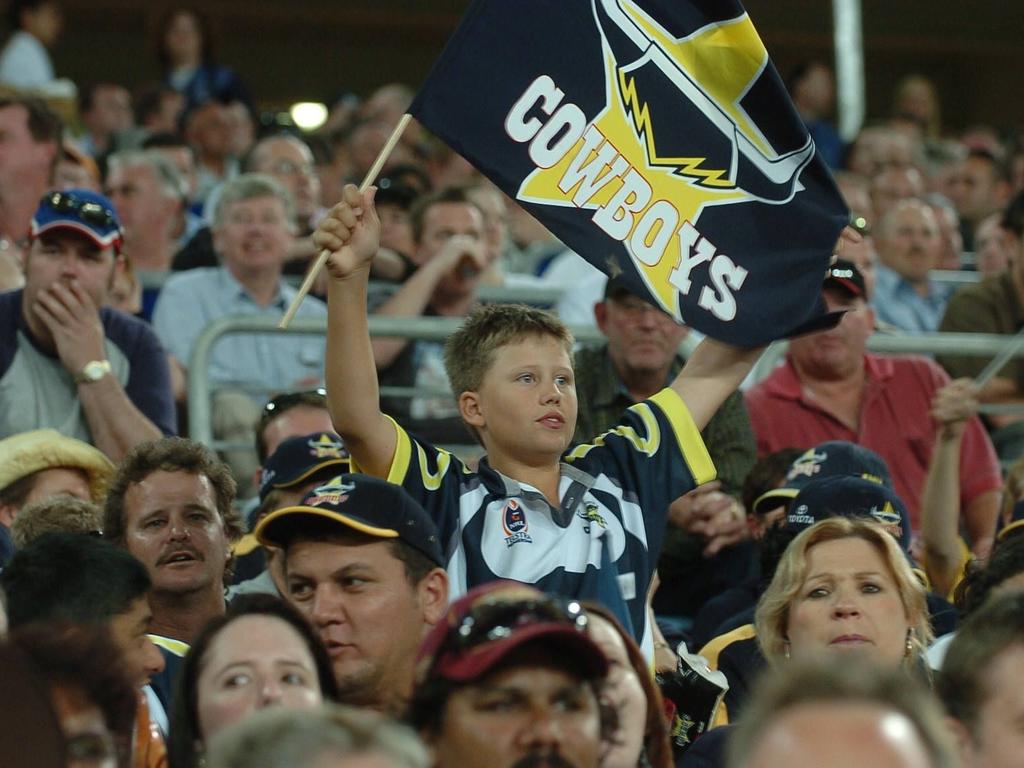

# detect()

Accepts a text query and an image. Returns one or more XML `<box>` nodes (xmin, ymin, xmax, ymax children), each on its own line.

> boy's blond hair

<box><xmin>443</xmin><ymin>304</ymin><xmax>574</xmax><ymax>399</ymax></box>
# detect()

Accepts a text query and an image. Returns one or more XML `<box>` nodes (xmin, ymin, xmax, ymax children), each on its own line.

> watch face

<box><xmin>82</xmin><ymin>360</ymin><xmax>111</xmax><ymax>381</ymax></box>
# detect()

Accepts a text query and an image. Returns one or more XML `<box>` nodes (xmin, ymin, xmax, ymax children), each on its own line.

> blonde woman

<box><xmin>755</xmin><ymin>516</ymin><xmax>932</xmax><ymax>667</ymax></box>
<box><xmin>683</xmin><ymin>518</ymin><xmax>932</xmax><ymax>766</ymax></box>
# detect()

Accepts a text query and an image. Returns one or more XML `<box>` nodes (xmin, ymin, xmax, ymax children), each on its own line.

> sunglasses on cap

<box><xmin>43</xmin><ymin>191</ymin><xmax>119</xmax><ymax>231</ymax></box>
<box><xmin>448</xmin><ymin>596</ymin><xmax>589</xmax><ymax>650</ymax></box>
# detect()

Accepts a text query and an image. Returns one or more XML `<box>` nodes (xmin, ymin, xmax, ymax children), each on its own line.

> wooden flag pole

<box><xmin>279</xmin><ymin>113</ymin><xmax>413</xmax><ymax>329</ymax></box>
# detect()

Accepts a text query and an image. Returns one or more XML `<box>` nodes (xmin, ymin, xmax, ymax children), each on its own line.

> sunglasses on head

<box><xmin>43</xmin><ymin>191</ymin><xmax>119</xmax><ymax>231</ymax></box>
<box><xmin>261</xmin><ymin>388</ymin><xmax>328</xmax><ymax>419</ymax></box>
<box><xmin>447</xmin><ymin>596</ymin><xmax>589</xmax><ymax>651</ymax></box>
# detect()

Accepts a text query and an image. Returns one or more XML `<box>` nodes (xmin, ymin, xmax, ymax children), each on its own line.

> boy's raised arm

<box><xmin>314</xmin><ymin>184</ymin><xmax>397</xmax><ymax>479</ymax></box>
<box><xmin>670</xmin><ymin>337</ymin><xmax>765</xmax><ymax>433</ymax></box>
<box><xmin>673</xmin><ymin>230</ymin><xmax>856</xmax><ymax>431</ymax></box>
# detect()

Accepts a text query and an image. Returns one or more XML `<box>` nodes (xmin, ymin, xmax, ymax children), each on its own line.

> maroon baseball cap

<box><xmin>415</xmin><ymin>582</ymin><xmax>608</xmax><ymax>685</ymax></box>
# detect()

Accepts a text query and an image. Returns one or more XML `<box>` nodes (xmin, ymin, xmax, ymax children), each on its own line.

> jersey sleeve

<box><xmin>564</xmin><ymin>387</ymin><xmax>715</xmax><ymax>542</ymax></box>
<box><xmin>383</xmin><ymin>416</ymin><xmax>471</xmax><ymax>545</ymax></box>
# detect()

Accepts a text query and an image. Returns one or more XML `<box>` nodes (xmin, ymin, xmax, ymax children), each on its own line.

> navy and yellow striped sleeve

<box><xmin>566</xmin><ymin>387</ymin><xmax>715</xmax><ymax>538</ymax></box>
<box><xmin>383</xmin><ymin>415</ymin><xmax>468</xmax><ymax>544</ymax></box>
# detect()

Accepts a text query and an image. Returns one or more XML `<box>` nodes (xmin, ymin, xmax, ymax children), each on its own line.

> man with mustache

<box><xmin>103</xmin><ymin>437</ymin><xmax>243</xmax><ymax>708</ymax></box>
<box><xmin>871</xmin><ymin>198</ymin><xmax>950</xmax><ymax>333</ymax></box>
<box><xmin>408</xmin><ymin>582</ymin><xmax>608</xmax><ymax>768</ymax></box>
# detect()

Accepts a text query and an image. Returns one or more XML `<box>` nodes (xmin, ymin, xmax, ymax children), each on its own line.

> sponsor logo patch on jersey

<box><xmin>502</xmin><ymin>499</ymin><xmax>533</xmax><ymax>548</ymax></box>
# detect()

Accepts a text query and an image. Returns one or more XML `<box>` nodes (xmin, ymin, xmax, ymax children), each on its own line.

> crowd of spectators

<box><xmin>3</xmin><ymin>1</ymin><xmax>1024</xmax><ymax>766</ymax></box>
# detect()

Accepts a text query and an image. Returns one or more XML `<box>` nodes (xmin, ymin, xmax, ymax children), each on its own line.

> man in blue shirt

<box><xmin>153</xmin><ymin>173</ymin><xmax>326</xmax><ymax>489</ymax></box>
<box><xmin>872</xmin><ymin>198</ymin><xmax>951</xmax><ymax>333</ymax></box>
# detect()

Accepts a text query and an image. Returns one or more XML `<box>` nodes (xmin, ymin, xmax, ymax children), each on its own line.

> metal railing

<box><xmin>930</xmin><ymin>269</ymin><xmax>982</xmax><ymax>286</ymax></box>
<box><xmin>189</xmin><ymin>316</ymin><xmax>1024</xmax><ymax>448</ymax></box>
<box><xmin>187</xmin><ymin>314</ymin><xmax>608</xmax><ymax>447</ymax></box>
<box><xmin>749</xmin><ymin>331</ymin><xmax>1024</xmax><ymax>391</ymax></box>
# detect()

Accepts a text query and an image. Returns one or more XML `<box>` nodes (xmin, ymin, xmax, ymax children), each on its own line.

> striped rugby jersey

<box><xmin>386</xmin><ymin>387</ymin><xmax>715</xmax><ymax>654</ymax></box>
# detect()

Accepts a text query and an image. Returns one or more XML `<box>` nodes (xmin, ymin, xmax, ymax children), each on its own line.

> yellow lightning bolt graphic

<box><xmin>516</xmin><ymin>7</ymin><xmax>782</xmax><ymax>317</ymax></box>
<box><xmin>617</xmin><ymin>69</ymin><xmax>732</xmax><ymax>187</ymax></box>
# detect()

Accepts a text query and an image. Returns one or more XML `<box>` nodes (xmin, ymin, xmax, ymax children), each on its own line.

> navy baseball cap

<box><xmin>255</xmin><ymin>473</ymin><xmax>445</xmax><ymax>567</ymax></box>
<box><xmin>753</xmin><ymin>441</ymin><xmax>892</xmax><ymax>515</ymax></box>
<box><xmin>258</xmin><ymin>432</ymin><xmax>351</xmax><ymax>503</ymax></box>
<box><xmin>785</xmin><ymin>475</ymin><xmax>911</xmax><ymax>552</ymax></box>
<box><xmin>30</xmin><ymin>190</ymin><xmax>124</xmax><ymax>252</ymax></box>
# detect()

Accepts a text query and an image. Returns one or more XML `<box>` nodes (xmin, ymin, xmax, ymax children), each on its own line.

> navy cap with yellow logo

<box><xmin>753</xmin><ymin>440</ymin><xmax>892</xmax><ymax>516</ymax></box>
<box><xmin>255</xmin><ymin>473</ymin><xmax>445</xmax><ymax>567</ymax></box>
<box><xmin>258</xmin><ymin>432</ymin><xmax>351</xmax><ymax>503</ymax></box>
<box><xmin>785</xmin><ymin>475</ymin><xmax>911</xmax><ymax>553</ymax></box>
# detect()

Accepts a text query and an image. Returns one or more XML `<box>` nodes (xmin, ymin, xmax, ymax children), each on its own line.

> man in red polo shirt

<box><xmin>745</xmin><ymin>260</ymin><xmax>1001</xmax><ymax>557</ymax></box>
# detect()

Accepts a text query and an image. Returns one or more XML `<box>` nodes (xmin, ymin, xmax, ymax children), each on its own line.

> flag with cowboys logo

<box><xmin>409</xmin><ymin>0</ymin><xmax>849</xmax><ymax>345</ymax></box>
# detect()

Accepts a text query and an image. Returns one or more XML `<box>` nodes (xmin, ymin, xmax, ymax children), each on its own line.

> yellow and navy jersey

<box><xmin>387</xmin><ymin>388</ymin><xmax>715</xmax><ymax>654</ymax></box>
<box><xmin>698</xmin><ymin>622</ymin><xmax>764</xmax><ymax>728</ymax></box>
<box><xmin>146</xmin><ymin>634</ymin><xmax>188</xmax><ymax>712</ymax></box>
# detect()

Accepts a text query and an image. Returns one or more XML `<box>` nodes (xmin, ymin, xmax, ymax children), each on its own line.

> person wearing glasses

<box><xmin>245</xmin><ymin>134</ymin><xmax>323</xmax><ymax>256</ymax></box>
<box><xmin>193</xmin><ymin>134</ymin><xmax>325</xmax><ymax>278</ymax></box>
<box><xmin>408</xmin><ymin>582</ymin><xmax>609</xmax><ymax>768</ymax></box>
<box><xmin>2</xmin><ymin>532</ymin><xmax>169</xmax><ymax>766</ymax></box>
<box><xmin>0</xmin><ymin>189</ymin><xmax>176</xmax><ymax>463</ymax></box>
<box><xmin>254</xmin><ymin>473</ymin><xmax>449</xmax><ymax>715</ymax></box>
<box><xmin>5</xmin><ymin>623</ymin><xmax>136</xmax><ymax>768</ymax></box>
